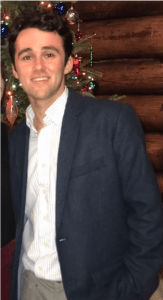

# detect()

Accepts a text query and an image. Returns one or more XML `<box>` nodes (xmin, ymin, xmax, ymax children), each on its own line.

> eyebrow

<box><xmin>18</xmin><ymin>46</ymin><xmax>60</xmax><ymax>58</ymax></box>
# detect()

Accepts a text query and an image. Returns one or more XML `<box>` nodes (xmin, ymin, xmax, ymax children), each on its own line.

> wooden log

<box><xmin>97</xmin><ymin>95</ymin><xmax>163</xmax><ymax>133</ymax></box>
<box><xmin>92</xmin><ymin>59</ymin><xmax>163</xmax><ymax>95</ymax></box>
<box><xmin>120</xmin><ymin>96</ymin><xmax>163</xmax><ymax>133</ymax></box>
<box><xmin>145</xmin><ymin>133</ymin><xmax>163</xmax><ymax>172</ymax></box>
<box><xmin>73</xmin><ymin>1</ymin><xmax>163</xmax><ymax>21</ymax></box>
<box><xmin>72</xmin><ymin>16</ymin><xmax>163</xmax><ymax>60</ymax></box>
<box><xmin>30</xmin><ymin>0</ymin><xmax>163</xmax><ymax>21</ymax></box>
<box><xmin>156</xmin><ymin>173</ymin><xmax>163</xmax><ymax>198</ymax></box>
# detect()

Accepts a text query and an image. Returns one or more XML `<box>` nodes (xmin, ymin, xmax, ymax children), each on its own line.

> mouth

<box><xmin>32</xmin><ymin>77</ymin><xmax>49</xmax><ymax>82</ymax></box>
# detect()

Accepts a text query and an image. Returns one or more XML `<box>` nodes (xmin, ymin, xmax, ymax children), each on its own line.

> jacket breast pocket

<box><xmin>91</xmin><ymin>256</ymin><xmax>124</xmax><ymax>288</ymax></box>
<box><xmin>70</xmin><ymin>156</ymin><xmax>105</xmax><ymax>179</ymax></box>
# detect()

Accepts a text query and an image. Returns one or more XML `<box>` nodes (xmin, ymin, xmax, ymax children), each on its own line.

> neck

<box><xmin>28</xmin><ymin>86</ymin><xmax>66</xmax><ymax>133</ymax></box>
<box><xmin>33</xmin><ymin>115</ymin><xmax>44</xmax><ymax>134</ymax></box>
<box><xmin>30</xmin><ymin>101</ymin><xmax>49</xmax><ymax>134</ymax></box>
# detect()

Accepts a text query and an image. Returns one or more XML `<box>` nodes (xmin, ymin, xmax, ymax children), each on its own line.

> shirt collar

<box><xmin>26</xmin><ymin>86</ymin><xmax>68</xmax><ymax>129</ymax></box>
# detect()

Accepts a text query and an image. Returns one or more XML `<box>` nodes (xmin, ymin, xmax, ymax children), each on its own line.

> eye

<box><xmin>45</xmin><ymin>53</ymin><xmax>55</xmax><ymax>58</ymax></box>
<box><xmin>22</xmin><ymin>55</ymin><xmax>32</xmax><ymax>61</ymax></box>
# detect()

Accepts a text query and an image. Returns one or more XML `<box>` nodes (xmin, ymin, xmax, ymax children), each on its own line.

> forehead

<box><xmin>15</xmin><ymin>27</ymin><xmax>64</xmax><ymax>53</ymax></box>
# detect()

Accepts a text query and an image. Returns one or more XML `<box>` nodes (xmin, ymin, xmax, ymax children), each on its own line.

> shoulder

<box><xmin>10</xmin><ymin>119</ymin><xmax>27</xmax><ymax>137</ymax></box>
<box><xmin>70</xmin><ymin>88</ymin><xmax>133</xmax><ymax>114</ymax></box>
<box><xmin>9</xmin><ymin>119</ymin><xmax>29</xmax><ymax>147</ymax></box>
<box><xmin>69</xmin><ymin>88</ymin><xmax>137</xmax><ymax>125</ymax></box>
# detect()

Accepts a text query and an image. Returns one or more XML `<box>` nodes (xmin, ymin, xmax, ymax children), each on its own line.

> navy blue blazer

<box><xmin>1</xmin><ymin>123</ymin><xmax>15</xmax><ymax>247</ymax></box>
<box><xmin>9</xmin><ymin>88</ymin><xmax>163</xmax><ymax>300</ymax></box>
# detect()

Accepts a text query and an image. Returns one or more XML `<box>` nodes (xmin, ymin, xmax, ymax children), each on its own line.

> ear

<box><xmin>12</xmin><ymin>64</ymin><xmax>19</xmax><ymax>79</ymax></box>
<box><xmin>64</xmin><ymin>56</ymin><xmax>73</xmax><ymax>75</ymax></box>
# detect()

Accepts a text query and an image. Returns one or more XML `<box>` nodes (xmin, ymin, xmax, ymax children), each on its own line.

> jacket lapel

<box><xmin>18</xmin><ymin>122</ymin><xmax>30</xmax><ymax>229</ymax></box>
<box><xmin>56</xmin><ymin>88</ymin><xmax>83</xmax><ymax>234</ymax></box>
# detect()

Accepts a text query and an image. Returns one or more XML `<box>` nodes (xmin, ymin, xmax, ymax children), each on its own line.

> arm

<box><xmin>1</xmin><ymin>124</ymin><xmax>16</xmax><ymax>247</ymax></box>
<box><xmin>114</xmin><ymin>104</ymin><xmax>163</xmax><ymax>300</ymax></box>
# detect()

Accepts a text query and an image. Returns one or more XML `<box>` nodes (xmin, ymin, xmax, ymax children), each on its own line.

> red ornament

<box><xmin>74</xmin><ymin>67</ymin><xmax>81</xmax><ymax>77</ymax></box>
<box><xmin>73</xmin><ymin>57</ymin><xmax>80</xmax><ymax>68</ymax></box>
<box><xmin>6</xmin><ymin>90</ymin><xmax>13</xmax><ymax>96</ymax></box>
<box><xmin>75</xmin><ymin>30</ymin><xmax>82</xmax><ymax>42</ymax></box>
<box><xmin>81</xmin><ymin>86</ymin><xmax>87</xmax><ymax>92</ymax></box>
<box><xmin>73</xmin><ymin>56</ymin><xmax>81</xmax><ymax>77</ymax></box>
<box><xmin>6</xmin><ymin>95</ymin><xmax>18</xmax><ymax>125</ymax></box>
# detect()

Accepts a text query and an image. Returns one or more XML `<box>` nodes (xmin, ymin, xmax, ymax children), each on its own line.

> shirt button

<box><xmin>43</xmin><ymin>242</ymin><xmax>47</xmax><ymax>246</ymax></box>
<box><xmin>43</xmin><ymin>216</ymin><xmax>47</xmax><ymax>220</ymax></box>
<box><xmin>38</xmin><ymin>266</ymin><xmax>42</xmax><ymax>271</ymax></box>
<box><xmin>42</xmin><ymin>164</ymin><xmax>45</xmax><ymax>168</ymax></box>
<box><xmin>43</xmin><ymin>190</ymin><xmax>46</xmax><ymax>194</ymax></box>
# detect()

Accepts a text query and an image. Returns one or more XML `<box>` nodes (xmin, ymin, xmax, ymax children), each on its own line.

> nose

<box><xmin>33</xmin><ymin>56</ymin><xmax>45</xmax><ymax>72</ymax></box>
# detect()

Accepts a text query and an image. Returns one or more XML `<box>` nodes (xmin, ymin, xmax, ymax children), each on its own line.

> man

<box><xmin>8</xmin><ymin>9</ymin><xmax>163</xmax><ymax>300</ymax></box>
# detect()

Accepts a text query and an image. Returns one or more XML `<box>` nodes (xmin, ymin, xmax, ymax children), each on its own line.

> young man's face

<box><xmin>12</xmin><ymin>28</ymin><xmax>73</xmax><ymax>105</ymax></box>
<box><xmin>0</xmin><ymin>73</ymin><xmax>5</xmax><ymax>101</ymax></box>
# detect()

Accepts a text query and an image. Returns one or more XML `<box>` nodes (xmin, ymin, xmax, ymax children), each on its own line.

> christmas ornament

<box><xmin>81</xmin><ymin>86</ymin><xmax>87</xmax><ymax>92</ymax></box>
<box><xmin>6</xmin><ymin>95</ymin><xmax>18</xmax><ymax>125</ymax></box>
<box><xmin>55</xmin><ymin>2</ymin><xmax>68</xmax><ymax>15</ymax></box>
<box><xmin>6</xmin><ymin>90</ymin><xmax>13</xmax><ymax>96</ymax></box>
<box><xmin>65</xmin><ymin>5</ymin><xmax>79</xmax><ymax>25</ymax></box>
<box><xmin>74</xmin><ymin>67</ymin><xmax>81</xmax><ymax>77</ymax></box>
<box><xmin>87</xmin><ymin>80</ymin><xmax>99</xmax><ymax>95</ymax></box>
<box><xmin>75</xmin><ymin>30</ymin><xmax>82</xmax><ymax>42</ymax></box>
<box><xmin>73</xmin><ymin>55</ymin><xmax>81</xmax><ymax>77</ymax></box>
<box><xmin>73</xmin><ymin>56</ymin><xmax>80</xmax><ymax>68</ymax></box>
<box><xmin>1</xmin><ymin>22</ymin><xmax>9</xmax><ymax>39</ymax></box>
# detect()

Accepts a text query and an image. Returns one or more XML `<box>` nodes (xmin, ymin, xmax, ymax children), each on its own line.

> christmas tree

<box><xmin>1</xmin><ymin>1</ymin><xmax>102</xmax><ymax>124</ymax></box>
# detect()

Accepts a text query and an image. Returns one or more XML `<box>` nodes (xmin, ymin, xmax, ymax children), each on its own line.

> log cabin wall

<box><xmin>71</xmin><ymin>1</ymin><xmax>163</xmax><ymax>200</ymax></box>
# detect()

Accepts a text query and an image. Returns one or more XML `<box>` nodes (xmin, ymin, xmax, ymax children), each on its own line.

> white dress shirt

<box><xmin>22</xmin><ymin>87</ymin><xmax>68</xmax><ymax>281</ymax></box>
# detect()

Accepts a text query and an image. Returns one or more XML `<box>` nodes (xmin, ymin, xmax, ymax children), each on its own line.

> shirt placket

<box><xmin>37</xmin><ymin>126</ymin><xmax>51</xmax><ymax>262</ymax></box>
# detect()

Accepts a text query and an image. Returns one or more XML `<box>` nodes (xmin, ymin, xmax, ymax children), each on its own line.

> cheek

<box><xmin>18</xmin><ymin>67</ymin><xmax>31</xmax><ymax>80</ymax></box>
<box><xmin>47</xmin><ymin>59</ymin><xmax>65</xmax><ymax>72</ymax></box>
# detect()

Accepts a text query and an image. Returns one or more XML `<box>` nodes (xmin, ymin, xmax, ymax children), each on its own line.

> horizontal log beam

<box><xmin>120</xmin><ymin>96</ymin><xmax>163</xmax><ymax>133</ymax></box>
<box><xmin>145</xmin><ymin>133</ymin><xmax>163</xmax><ymax>172</ymax></box>
<box><xmin>72</xmin><ymin>1</ymin><xmax>163</xmax><ymax>21</ymax></box>
<box><xmin>29</xmin><ymin>0</ymin><xmax>163</xmax><ymax>21</ymax></box>
<box><xmin>92</xmin><ymin>59</ymin><xmax>163</xmax><ymax>95</ymax></box>
<box><xmin>97</xmin><ymin>95</ymin><xmax>163</xmax><ymax>132</ymax></box>
<box><xmin>72</xmin><ymin>16</ymin><xmax>163</xmax><ymax>60</ymax></box>
<box><xmin>156</xmin><ymin>173</ymin><xmax>163</xmax><ymax>198</ymax></box>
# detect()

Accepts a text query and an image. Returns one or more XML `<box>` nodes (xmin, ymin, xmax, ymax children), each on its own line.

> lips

<box><xmin>32</xmin><ymin>77</ymin><xmax>49</xmax><ymax>82</ymax></box>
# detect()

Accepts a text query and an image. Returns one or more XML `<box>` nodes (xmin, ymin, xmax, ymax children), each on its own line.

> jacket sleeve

<box><xmin>113</xmin><ymin>104</ymin><xmax>163</xmax><ymax>300</ymax></box>
<box><xmin>1</xmin><ymin>124</ymin><xmax>16</xmax><ymax>247</ymax></box>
